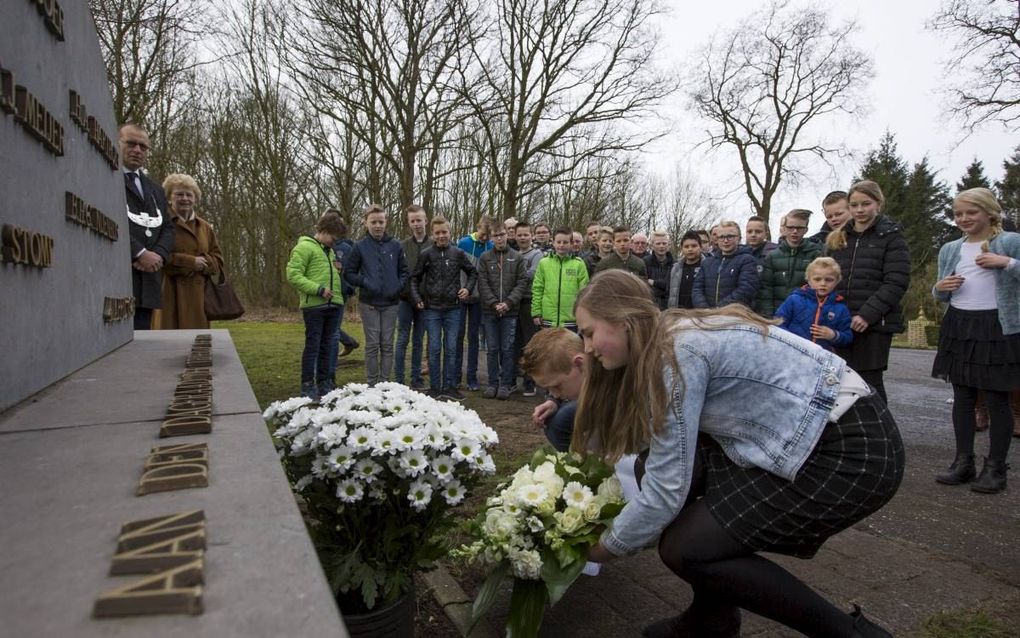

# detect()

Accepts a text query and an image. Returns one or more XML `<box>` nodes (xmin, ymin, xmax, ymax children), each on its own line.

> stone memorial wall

<box><xmin>0</xmin><ymin>0</ymin><xmax>133</xmax><ymax>412</ymax></box>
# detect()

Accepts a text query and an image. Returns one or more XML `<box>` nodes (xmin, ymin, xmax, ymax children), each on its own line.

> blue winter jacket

<box><xmin>692</xmin><ymin>245</ymin><xmax>760</xmax><ymax>308</ymax></box>
<box><xmin>456</xmin><ymin>232</ymin><xmax>493</xmax><ymax>303</ymax></box>
<box><xmin>343</xmin><ymin>233</ymin><xmax>409</xmax><ymax>307</ymax></box>
<box><xmin>775</xmin><ymin>286</ymin><xmax>853</xmax><ymax>351</ymax></box>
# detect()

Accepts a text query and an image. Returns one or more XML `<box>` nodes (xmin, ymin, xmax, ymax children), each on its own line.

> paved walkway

<box><xmin>474</xmin><ymin>349</ymin><xmax>1020</xmax><ymax>636</ymax></box>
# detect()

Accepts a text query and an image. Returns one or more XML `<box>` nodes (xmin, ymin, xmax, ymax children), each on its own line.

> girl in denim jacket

<box><xmin>931</xmin><ymin>188</ymin><xmax>1020</xmax><ymax>494</ymax></box>
<box><xmin>575</xmin><ymin>271</ymin><xmax>903</xmax><ymax>638</ymax></box>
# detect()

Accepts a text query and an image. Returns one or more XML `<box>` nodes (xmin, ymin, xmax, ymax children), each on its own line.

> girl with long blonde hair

<box><xmin>825</xmin><ymin>180</ymin><xmax>911</xmax><ymax>402</ymax></box>
<box><xmin>931</xmin><ymin>188</ymin><xmax>1020</xmax><ymax>494</ymax></box>
<box><xmin>576</xmin><ymin>270</ymin><xmax>903</xmax><ymax>638</ymax></box>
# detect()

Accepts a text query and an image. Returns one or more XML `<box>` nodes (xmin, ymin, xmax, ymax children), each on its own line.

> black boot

<box><xmin>642</xmin><ymin>605</ymin><xmax>740</xmax><ymax>638</ymax></box>
<box><xmin>970</xmin><ymin>457</ymin><xmax>1009</xmax><ymax>494</ymax></box>
<box><xmin>935</xmin><ymin>453</ymin><xmax>975</xmax><ymax>485</ymax></box>
<box><xmin>850</xmin><ymin>605</ymin><xmax>893</xmax><ymax>637</ymax></box>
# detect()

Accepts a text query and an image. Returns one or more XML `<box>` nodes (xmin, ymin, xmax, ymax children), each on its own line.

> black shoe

<box><xmin>339</xmin><ymin>341</ymin><xmax>360</xmax><ymax>357</ymax></box>
<box><xmin>642</xmin><ymin>606</ymin><xmax>740</xmax><ymax>638</ymax></box>
<box><xmin>850</xmin><ymin>604</ymin><xmax>892</xmax><ymax>638</ymax></box>
<box><xmin>970</xmin><ymin>457</ymin><xmax>1009</xmax><ymax>494</ymax></box>
<box><xmin>441</xmin><ymin>388</ymin><xmax>465</xmax><ymax>401</ymax></box>
<box><xmin>935</xmin><ymin>453</ymin><xmax>976</xmax><ymax>485</ymax></box>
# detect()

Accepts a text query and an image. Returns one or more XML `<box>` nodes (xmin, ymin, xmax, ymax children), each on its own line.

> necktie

<box><xmin>132</xmin><ymin>172</ymin><xmax>144</xmax><ymax>198</ymax></box>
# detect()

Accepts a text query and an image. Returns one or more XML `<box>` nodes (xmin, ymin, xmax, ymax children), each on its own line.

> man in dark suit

<box><xmin>119</xmin><ymin>123</ymin><xmax>174</xmax><ymax>330</ymax></box>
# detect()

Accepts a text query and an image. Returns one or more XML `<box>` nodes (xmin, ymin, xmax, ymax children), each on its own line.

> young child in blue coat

<box><xmin>775</xmin><ymin>257</ymin><xmax>852</xmax><ymax>351</ymax></box>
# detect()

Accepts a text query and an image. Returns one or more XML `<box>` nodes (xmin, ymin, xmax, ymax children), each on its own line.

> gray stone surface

<box><xmin>1</xmin><ymin>0</ymin><xmax>133</xmax><ymax>412</ymax></box>
<box><xmin>0</xmin><ymin>330</ymin><xmax>346</xmax><ymax>636</ymax></box>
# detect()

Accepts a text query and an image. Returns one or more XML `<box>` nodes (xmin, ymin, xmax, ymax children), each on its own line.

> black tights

<box><xmin>952</xmin><ymin>385</ymin><xmax>1014</xmax><ymax>463</ymax></box>
<box><xmin>656</xmin><ymin>501</ymin><xmax>856</xmax><ymax>638</ymax></box>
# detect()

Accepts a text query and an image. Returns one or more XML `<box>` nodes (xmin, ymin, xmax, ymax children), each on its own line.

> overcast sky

<box><xmin>644</xmin><ymin>0</ymin><xmax>1017</xmax><ymax>234</ymax></box>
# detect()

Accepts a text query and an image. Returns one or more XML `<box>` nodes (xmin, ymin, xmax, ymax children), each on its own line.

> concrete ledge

<box><xmin>422</xmin><ymin>567</ymin><xmax>499</xmax><ymax>638</ymax></box>
<box><xmin>0</xmin><ymin>330</ymin><xmax>345</xmax><ymax>636</ymax></box>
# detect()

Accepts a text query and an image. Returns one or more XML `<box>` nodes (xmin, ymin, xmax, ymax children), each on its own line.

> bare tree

<box><xmin>689</xmin><ymin>1</ymin><xmax>872</xmax><ymax>222</ymax></box>
<box><xmin>929</xmin><ymin>0</ymin><xmax>1020</xmax><ymax>131</ymax></box>
<box><xmin>464</xmin><ymin>0</ymin><xmax>675</xmax><ymax>222</ymax></box>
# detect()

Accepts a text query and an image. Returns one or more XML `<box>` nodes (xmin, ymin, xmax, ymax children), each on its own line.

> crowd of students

<box><xmin>284</xmin><ymin>181</ymin><xmax>1020</xmax><ymax>637</ymax></box>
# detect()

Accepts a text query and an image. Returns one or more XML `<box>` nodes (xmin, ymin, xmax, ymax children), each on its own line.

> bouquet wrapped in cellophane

<box><xmin>454</xmin><ymin>446</ymin><xmax>625</xmax><ymax>637</ymax></box>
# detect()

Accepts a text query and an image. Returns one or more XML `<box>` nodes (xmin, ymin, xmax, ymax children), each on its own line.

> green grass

<box><xmin>213</xmin><ymin>320</ymin><xmax>367</xmax><ymax>409</ymax></box>
<box><xmin>919</xmin><ymin>609</ymin><xmax>1013</xmax><ymax>638</ymax></box>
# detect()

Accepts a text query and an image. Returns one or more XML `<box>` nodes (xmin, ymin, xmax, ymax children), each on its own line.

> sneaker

<box><xmin>441</xmin><ymin>388</ymin><xmax>465</xmax><ymax>401</ymax></box>
<box><xmin>496</xmin><ymin>387</ymin><xmax>512</xmax><ymax>400</ymax></box>
<box><xmin>300</xmin><ymin>382</ymin><xmax>320</xmax><ymax>402</ymax></box>
<box><xmin>522</xmin><ymin>386</ymin><xmax>537</xmax><ymax>397</ymax></box>
<box><xmin>482</xmin><ymin>387</ymin><xmax>498</xmax><ymax>399</ymax></box>
<box><xmin>467</xmin><ymin>384</ymin><xmax>481</xmax><ymax>392</ymax></box>
<box><xmin>339</xmin><ymin>341</ymin><xmax>360</xmax><ymax>357</ymax></box>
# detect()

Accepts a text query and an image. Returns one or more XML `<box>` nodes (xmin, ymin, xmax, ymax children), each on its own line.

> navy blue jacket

<box><xmin>692</xmin><ymin>245</ymin><xmax>760</xmax><ymax>308</ymax></box>
<box><xmin>775</xmin><ymin>286</ymin><xmax>853</xmax><ymax>351</ymax></box>
<box><xmin>343</xmin><ymin>233</ymin><xmax>409</xmax><ymax>307</ymax></box>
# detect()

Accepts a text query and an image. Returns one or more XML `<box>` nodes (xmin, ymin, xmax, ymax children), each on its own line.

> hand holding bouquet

<box><xmin>455</xmin><ymin>447</ymin><xmax>625</xmax><ymax>637</ymax></box>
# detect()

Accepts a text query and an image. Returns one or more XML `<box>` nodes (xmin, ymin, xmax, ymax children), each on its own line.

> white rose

<box><xmin>597</xmin><ymin>476</ymin><xmax>624</xmax><ymax>503</ymax></box>
<box><xmin>554</xmin><ymin>506</ymin><xmax>586</xmax><ymax>534</ymax></box>
<box><xmin>583</xmin><ymin>500</ymin><xmax>603</xmax><ymax>522</ymax></box>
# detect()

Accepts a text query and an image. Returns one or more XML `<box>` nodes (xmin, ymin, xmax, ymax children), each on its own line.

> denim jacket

<box><xmin>602</xmin><ymin>320</ymin><xmax>846</xmax><ymax>556</ymax></box>
<box><xmin>932</xmin><ymin>232</ymin><xmax>1020</xmax><ymax>335</ymax></box>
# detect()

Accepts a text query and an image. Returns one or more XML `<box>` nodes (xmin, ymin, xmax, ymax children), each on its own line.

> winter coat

<box><xmin>531</xmin><ymin>254</ymin><xmax>589</xmax><ymax>327</ymax></box>
<box><xmin>478</xmin><ymin>246</ymin><xmax>530</xmax><ymax>314</ymax></box>
<box><xmin>595</xmin><ymin>252</ymin><xmax>647</xmax><ymax>277</ymax></box>
<box><xmin>826</xmin><ymin>215</ymin><xmax>910</xmax><ymax>334</ymax></box>
<box><xmin>756</xmin><ymin>239</ymin><xmax>824</xmax><ymax>316</ymax></box>
<box><xmin>933</xmin><ymin>231</ymin><xmax>1020</xmax><ymax>335</ymax></box>
<box><xmin>287</xmin><ymin>236</ymin><xmax>344</xmax><ymax>310</ymax></box>
<box><xmin>775</xmin><ymin>286</ymin><xmax>853</xmax><ymax>351</ymax></box>
<box><xmin>343</xmin><ymin>233</ymin><xmax>408</xmax><ymax>307</ymax></box>
<box><xmin>584</xmin><ymin>252</ymin><xmax>603</xmax><ymax>278</ymax></box>
<box><xmin>154</xmin><ymin>214</ymin><xmax>224</xmax><ymax>329</ymax></box>
<box><xmin>809</xmin><ymin>222</ymin><xmax>834</xmax><ymax>246</ymax></box>
<box><xmin>644</xmin><ymin>252</ymin><xmax>675</xmax><ymax>310</ymax></box>
<box><xmin>748</xmin><ymin>241</ymin><xmax>779</xmax><ymax>273</ymax></box>
<box><xmin>456</xmin><ymin>232</ymin><xmax>493</xmax><ymax>303</ymax></box>
<box><xmin>667</xmin><ymin>259</ymin><xmax>702</xmax><ymax>309</ymax></box>
<box><xmin>126</xmin><ymin>170</ymin><xmax>174</xmax><ymax>310</ymax></box>
<box><xmin>332</xmin><ymin>238</ymin><xmax>356</xmax><ymax>300</ymax></box>
<box><xmin>400</xmin><ymin>235</ymin><xmax>433</xmax><ymax>300</ymax></box>
<box><xmin>518</xmin><ymin>246</ymin><xmax>545</xmax><ymax>299</ymax></box>
<box><xmin>692</xmin><ymin>245</ymin><xmax>760</xmax><ymax>308</ymax></box>
<box><xmin>410</xmin><ymin>243</ymin><xmax>477</xmax><ymax>311</ymax></box>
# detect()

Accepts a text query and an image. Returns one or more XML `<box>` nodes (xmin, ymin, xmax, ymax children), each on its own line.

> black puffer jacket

<box><xmin>825</xmin><ymin>215</ymin><xmax>910</xmax><ymax>333</ymax></box>
<box><xmin>644</xmin><ymin>252</ymin><xmax>675</xmax><ymax>310</ymax></box>
<box><xmin>410</xmin><ymin>244</ymin><xmax>478</xmax><ymax>310</ymax></box>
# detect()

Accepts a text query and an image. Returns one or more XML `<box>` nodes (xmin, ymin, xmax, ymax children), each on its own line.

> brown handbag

<box><xmin>204</xmin><ymin>269</ymin><xmax>245</xmax><ymax>321</ymax></box>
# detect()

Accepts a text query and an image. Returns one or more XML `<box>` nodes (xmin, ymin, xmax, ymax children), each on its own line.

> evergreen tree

<box><xmin>995</xmin><ymin>145</ymin><xmax>1020</xmax><ymax>226</ymax></box>
<box><xmin>902</xmin><ymin>157</ymin><xmax>953</xmax><ymax>270</ymax></box>
<box><xmin>856</xmin><ymin>132</ymin><xmax>910</xmax><ymax>222</ymax></box>
<box><xmin>956</xmin><ymin>158</ymin><xmax>991</xmax><ymax>193</ymax></box>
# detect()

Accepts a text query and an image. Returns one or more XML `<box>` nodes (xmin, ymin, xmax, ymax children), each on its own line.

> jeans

<box><xmin>301</xmin><ymin>305</ymin><xmax>342</xmax><ymax>384</ymax></box>
<box><xmin>394</xmin><ymin>300</ymin><xmax>425</xmax><ymax>386</ymax></box>
<box><xmin>425</xmin><ymin>308</ymin><xmax>460</xmax><ymax>391</ymax></box>
<box><xmin>513</xmin><ymin>298</ymin><xmax>538</xmax><ymax>388</ymax></box>
<box><xmin>325</xmin><ymin>305</ymin><xmax>348</xmax><ymax>381</ymax></box>
<box><xmin>545</xmin><ymin>401</ymin><xmax>576</xmax><ymax>452</ymax></box>
<box><xmin>483</xmin><ymin>313</ymin><xmax>517</xmax><ymax>389</ymax></box>
<box><xmin>361</xmin><ymin>303</ymin><xmax>398</xmax><ymax>385</ymax></box>
<box><xmin>455</xmin><ymin>301</ymin><xmax>482</xmax><ymax>386</ymax></box>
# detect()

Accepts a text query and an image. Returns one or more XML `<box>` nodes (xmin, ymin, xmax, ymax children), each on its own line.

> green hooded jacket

<box><xmin>530</xmin><ymin>253</ymin><xmax>589</xmax><ymax>327</ymax></box>
<box><xmin>286</xmin><ymin>235</ymin><xmax>344</xmax><ymax>309</ymax></box>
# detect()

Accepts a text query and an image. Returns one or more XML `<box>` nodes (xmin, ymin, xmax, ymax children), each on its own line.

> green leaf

<box><xmin>506</xmin><ymin>578</ymin><xmax>548</xmax><ymax>638</ymax></box>
<box><xmin>470</xmin><ymin>561</ymin><xmax>509</xmax><ymax>633</ymax></box>
<box><xmin>542</xmin><ymin>550</ymin><xmax>586</xmax><ymax>606</ymax></box>
<box><xmin>529</xmin><ymin>446</ymin><xmax>551</xmax><ymax>468</ymax></box>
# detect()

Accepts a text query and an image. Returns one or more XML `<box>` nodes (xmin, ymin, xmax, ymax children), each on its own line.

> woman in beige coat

<box><xmin>154</xmin><ymin>174</ymin><xmax>224</xmax><ymax>329</ymax></box>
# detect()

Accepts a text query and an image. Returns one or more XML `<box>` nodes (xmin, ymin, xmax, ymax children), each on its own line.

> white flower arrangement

<box><xmin>265</xmin><ymin>382</ymin><xmax>498</xmax><ymax>612</ymax></box>
<box><xmin>454</xmin><ymin>447</ymin><xmax>625</xmax><ymax>637</ymax></box>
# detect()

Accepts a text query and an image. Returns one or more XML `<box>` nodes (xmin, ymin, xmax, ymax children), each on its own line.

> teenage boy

<box><xmin>595</xmin><ymin>226</ymin><xmax>647</xmax><ymax>276</ymax></box>
<box><xmin>512</xmin><ymin>221</ymin><xmax>545</xmax><ymax>396</ymax></box>
<box><xmin>630</xmin><ymin>233</ymin><xmax>649</xmax><ymax>260</ymax></box>
<box><xmin>520</xmin><ymin>328</ymin><xmax>585</xmax><ymax>451</ymax></box>
<box><xmin>455</xmin><ymin>217</ymin><xmax>493</xmax><ymax>391</ymax></box>
<box><xmin>692</xmin><ymin>220</ymin><xmax>759</xmax><ymax>308</ymax></box>
<box><xmin>411</xmin><ymin>217</ymin><xmax>477</xmax><ymax>401</ymax></box>
<box><xmin>478</xmin><ymin>226</ymin><xmax>529</xmax><ymax>399</ymax></box>
<box><xmin>395</xmin><ymin>204</ymin><xmax>432</xmax><ymax>388</ymax></box>
<box><xmin>584</xmin><ymin>226</ymin><xmax>614</xmax><ymax>277</ymax></box>
<box><xmin>343</xmin><ymin>204</ymin><xmax>408</xmax><ymax>385</ymax></box>
<box><xmin>644</xmin><ymin>230</ymin><xmax>675</xmax><ymax>310</ymax></box>
<box><xmin>756</xmin><ymin>208</ymin><xmax>822</xmax><ymax>316</ymax></box>
<box><xmin>582</xmin><ymin>221</ymin><xmax>602</xmax><ymax>259</ymax></box>
<box><xmin>810</xmin><ymin>190</ymin><xmax>850</xmax><ymax>244</ymax></box>
<box><xmin>571</xmin><ymin>231</ymin><xmax>584</xmax><ymax>256</ymax></box>
<box><xmin>667</xmin><ymin>230</ymin><xmax>704</xmax><ymax>309</ymax></box>
<box><xmin>533</xmin><ymin>222</ymin><xmax>552</xmax><ymax>252</ymax></box>
<box><xmin>531</xmin><ymin>227</ymin><xmax>589</xmax><ymax>331</ymax></box>
<box><xmin>745</xmin><ymin>215</ymin><xmax>778</xmax><ymax>272</ymax></box>
<box><xmin>696</xmin><ymin>229</ymin><xmax>712</xmax><ymax>256</ymax></box>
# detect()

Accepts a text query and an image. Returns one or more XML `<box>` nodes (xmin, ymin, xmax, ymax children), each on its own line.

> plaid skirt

<box><xmin>701</xmin><ymin>393</ymin><xmax>904</xmax><ymax>558</ymax></box>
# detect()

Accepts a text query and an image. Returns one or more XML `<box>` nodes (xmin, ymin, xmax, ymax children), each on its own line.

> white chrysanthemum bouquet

<box><xmin>454</xmin><ymin>447</ymin><xmax>625</xmax><ymax>637</ymax></box>
<box><xmin>265</xmin><ymin>383</ymin><xmax>498</xmax><ymax>613</ymax></box>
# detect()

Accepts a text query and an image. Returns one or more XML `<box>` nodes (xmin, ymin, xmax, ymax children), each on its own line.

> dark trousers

<box><xmin>395</xmin><ymin>300</ymin><xmax>426</xmax><ymax>386</ymax></box>
<box><xmin>455</xmin><ymin>301</ymin><xmax>482</xmax><ymax>387</ymax></box>
<box><xmin>483</xmin><ymin>313</ymin><xmax>517</xmax><ymax>389</ymax></box>
<box><xmin>134</xmin><ymin>307</ymin><xmax>153</xmax><ymax>330</ymax></box>
<box><xmin>545</xmin><ymin>401</ymin><xmax>576</xmax><ymax>452</ymax></box>
<box><xmin>514</xmin><ymin>298</ymin><xmax>538</xmax><ymax>389</ymax></box>
<box><xmin>426</xmin><ymin>308</ymin><xmax>460</xmax><ymax>391</ymax></box>
<box><xmin>302</xmin><ymin>306</ymin><xmax>342</xmax><ymax>384</ymax></box>
<box><xmin>325</xmin><ymin>305</ymin><xmax>348</xmax><ymax>381</ymax></box>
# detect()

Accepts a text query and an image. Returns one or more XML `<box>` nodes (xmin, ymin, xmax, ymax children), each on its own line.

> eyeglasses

<box><xmin>124</xmin><ymin>140</ymin><xmax>150</xmax><ymax>151</ymax></box>
<box><xmin>786</xmin><ymin>226</ymin><xmax>808</xmax><ymax>232</ymax></box>
<box><xmin>716</xmin><ymin>234</ymin><xmax>739</xmax><ymax>240</ymax></box>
